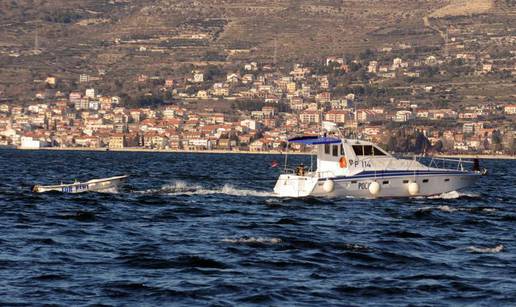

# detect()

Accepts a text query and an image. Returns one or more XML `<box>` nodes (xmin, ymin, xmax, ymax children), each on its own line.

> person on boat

<box><xmin>472</xmin><ymin>158</ymin><xmax>480</xmax><ymax>172</ymax></box>
<box><xmin>296</xmin><ymin>163</ymin><xmax>306</xmax><ymax>176</ymax></box>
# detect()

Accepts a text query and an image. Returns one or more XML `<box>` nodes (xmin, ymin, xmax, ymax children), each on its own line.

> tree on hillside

<box><xmin>359</xmin><ymin>48</ymin><xmax>375</xmax><ymax>61</ymax></box>
<box><xmin>204</xmin><ymin>65</ymin><xmax>225</xmax><ymax>81</ymax></box>
<box><xmin>231</xmin><ymin>100</ymin><xmax>265</xmax><ymax>111</ymax></box>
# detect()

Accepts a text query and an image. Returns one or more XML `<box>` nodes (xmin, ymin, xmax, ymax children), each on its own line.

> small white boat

<box><xmin>32</xmin><ymin>175</ymin><xmax>129</xmax><ymax>193</ymax></box>
<box><xmin>274</xmin><ymin>136</ymin><xmax>486</xmax><ymax>198</ymax></box>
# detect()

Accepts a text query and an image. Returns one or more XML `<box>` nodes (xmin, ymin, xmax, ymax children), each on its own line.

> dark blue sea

<box><xmin>0</xmin><ymin>149</ymin><xmax>515</xmax><ymax>306</ymax></box>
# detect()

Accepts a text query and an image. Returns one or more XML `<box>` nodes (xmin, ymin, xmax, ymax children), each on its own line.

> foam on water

<box><xmin>418</xmin><ymin>205</ymin><xmax>497</xmax><ymax>213</ymax></box>
<box><xmin>137</xmin><ymin>180</ymin><xmax>276</xmax><ymax>197</ymax></box>
<box><xmin>220</xmin><ymin>184</ymin><xmax>276</xmax><ymax>197</ymax></box>
<box><xmin>222</xmin><ymin>237</ymin><xmax>282</xmax><ymax>244</ymax></box>
<box><xmin>467</xmin><ymin>244</ymin><xmax>504</xmax><ymax>254</ymax></box>
<box><xmin>436</xmin><ymin>205</ymin><xmax>458</xmax><ymax>212</ymax></box>
<box><xmin>427</xmin><ymin>191</ymin><xmax>480</xmax><ymax>199</ymax></box>
<box><xmin>97</xmin><ymin>187</ymin><xmax>119</xmax><ymax>194</ymax></box>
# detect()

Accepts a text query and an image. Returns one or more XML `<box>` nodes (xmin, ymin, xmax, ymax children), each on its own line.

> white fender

<box><xmin>369</xmin><ymin>181</ymin><xmax>381</xmax><ymax>196</ymax></box>
<box><xmin>408</xmin><ymin>181</ymin><xmax>420</xmax><ymax>196</ymax></box>
<box><xmin>323</xmin><ymin>179</ymin><xmax>335</xmax><ymax>193</ymax></box>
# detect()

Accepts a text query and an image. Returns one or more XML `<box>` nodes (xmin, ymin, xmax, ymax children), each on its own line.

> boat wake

<box><xmin>136</xmin><ymin>180</ymin><xmax>276</xmax><ymax>197</ymax></box>
<box><xmin>97</xmin><ymin>187</ymin><xmax>119</xmax><ymax>194</ymax></box>
<box><xmin>427</xmin><ymin>191</ymin><xmax>481</xmax><ymax>199</ymax></box>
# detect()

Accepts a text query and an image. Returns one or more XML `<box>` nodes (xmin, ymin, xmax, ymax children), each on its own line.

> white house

<box><xmin>20</xmin><ymin>136</ymin><xmax>46</xmax><ymax>149</ymax></box>
<box><xmin>193</xmin><ymin>72</ymin><xmax>204</xmax><ymax>83</ymax></box>
<box><xmin>393</xmin><ymin>110</ymin><xmax>414</xmax><ymax>122</ymax></box>
<box><xmin>85</xmin><ymin>88</ymin><xmax>96</xmax><ymax>99</ymax></box>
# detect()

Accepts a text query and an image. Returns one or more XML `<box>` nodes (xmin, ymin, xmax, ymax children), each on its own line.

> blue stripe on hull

<box><xmin>320</xmin><ymin>170</ymin><xmax>478</xmax><ymax>182</ymax></box>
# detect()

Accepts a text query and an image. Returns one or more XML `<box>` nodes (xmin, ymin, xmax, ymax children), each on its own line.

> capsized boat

<box><xmin>32</xmin><ymin>175</ymin><xmax>129</xmax><ymax>193</ymax></box>
<box><xmin>274</xmin><ymin>136</ymin><xmax>486</xmax><ymax>198</ymax></box>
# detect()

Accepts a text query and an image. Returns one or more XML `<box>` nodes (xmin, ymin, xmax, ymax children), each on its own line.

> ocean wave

<box><xmin>220</xmin><ymin>184</ymin><xmax>276</xmax><ymax>197</ymax></box>
<box><xmin>136</xmin><ymin>180</ymin><xmax>276</xmax><ymax>197</ymax></box>
<box><xmin>467</xmin><ymin>244</ymin><xmax>504</xmax><ymax>254</ymax></box>
<box><xmin>418</xmin><ymin>205</ymin><xmax>497</xmax><ymax>213</ymax></box>
<box><xmin>117</xmin><ymin>254</ymin><xmax>227</xmax><ymax>269</ymax></box>
<box><xmin>97</xmin><ymin>187</ymin><xmax>119</xmax><ymax>194</ymax></box>
<box><xmin>222</xmin><ymin>237</ymin><xmax>282</xmax><ymax>244</ymax></box>
<box><xmin>427</xmin><ymin>191</ymin><xmax>480</xmax><ymax>199</ymax></box>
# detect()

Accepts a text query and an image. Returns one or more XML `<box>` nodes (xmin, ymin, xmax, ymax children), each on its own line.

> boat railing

<box><xmin>315</xmin><ymin>170</ymin><xmax>336</xmax><ymax>179</ymax></box>
<box><xmin>282</xmin><ymin>167</ymin><xmax>298</xmax><ymax>175</ymax></box>
<box><xmin>423</xmin><ymin>156</ymin><xmax>473</xmax><ymax>171</ymax></box>
<box><xmin>282</xmin><ymin>168</ymin><xmax>334</xmax><ymax>179</ymax></box>
<box><xmin>282</xmin><ymin>167</ymin><xmax>314</xmax><ymax>176</ymax></box>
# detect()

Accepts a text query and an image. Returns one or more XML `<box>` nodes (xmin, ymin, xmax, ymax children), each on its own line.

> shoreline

<box><xmin>16</xmin><ymin>146</ymin><xmax>308</xmax><ymax>156</ymax></box>
<box><xmin>12</xmin><ymin>146</ymin><xmax>516</xmax><ymax>159</ymax></box>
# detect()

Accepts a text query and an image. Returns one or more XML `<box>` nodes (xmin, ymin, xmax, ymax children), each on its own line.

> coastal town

<box><xmin>0</xmin><ymin>6</ymin><xmax>515</xmax><ymax>155</ymax></box>
<box><xmin>1</xmin><ymin>48</ymin><xmax>514</xmax><ymax>155</ymax></box>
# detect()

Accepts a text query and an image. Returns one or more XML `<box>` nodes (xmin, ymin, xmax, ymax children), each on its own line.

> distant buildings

<box><xmin>0</xmin><ymin>40</ymin><xmax>513</xmax><ymax>155</ymax></box>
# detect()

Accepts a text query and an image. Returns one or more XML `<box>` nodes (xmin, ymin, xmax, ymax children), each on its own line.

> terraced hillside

<box><xmin>0</xmin><ymin>0</ymin><xmax>512</xmax><ymax>100</ymax></box>
<box><xmin>429</xmin><ymin>0</ymin><xmax>495</xmax><ymax>17</ymax></box>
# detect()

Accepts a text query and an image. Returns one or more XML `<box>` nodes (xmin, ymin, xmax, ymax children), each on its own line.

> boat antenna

<box><xmin>319</xmin><ymin>110</ymin><xmax>323</xmax><ymax>136</ymax></box>
<box><xmin>353</xmin><ymin>99</ymin><xmax>359</xmax><ymax>139</ymax></box>
<box><xmin>284</xmin><ymin>140</ymin><xmax>289</xmax><ymax>172</ymax></box>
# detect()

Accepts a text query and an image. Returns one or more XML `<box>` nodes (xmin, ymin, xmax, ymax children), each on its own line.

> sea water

<box><xmin>0</xmin><ymin>149</ymin><xmax>514</xmax><ymax>305</ymax></box>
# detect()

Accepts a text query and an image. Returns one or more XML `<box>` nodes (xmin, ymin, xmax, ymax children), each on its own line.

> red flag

<box><xmin>270</xmin><ymin>160</ymin><xmax>279</xmax><ymax>168</ymax></box>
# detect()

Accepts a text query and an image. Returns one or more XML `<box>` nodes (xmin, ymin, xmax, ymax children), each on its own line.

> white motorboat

<box><xmin>274</xmin><ymin>136</ymin><xmax>485</xmax><ymax>198</ymax></box>
<box><xmin>32</xmin><ymin>175</ymin><xmax>129</xmax><ymax>193</ymax></box>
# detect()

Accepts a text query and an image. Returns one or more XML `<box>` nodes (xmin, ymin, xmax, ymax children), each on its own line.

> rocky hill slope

<box><xmin>0</xmin><ymin>0</ymin><xmax>513</xmax><ymax>100</ymax></box>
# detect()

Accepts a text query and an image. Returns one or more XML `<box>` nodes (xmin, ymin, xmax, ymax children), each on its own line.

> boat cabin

<box><xmin>316</xmin><ymin>139</ymin><xmax>392</xmax><ymax>176</ymax></box>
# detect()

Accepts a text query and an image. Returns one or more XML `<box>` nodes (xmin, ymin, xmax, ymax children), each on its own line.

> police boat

<box><xmin>273</xmin><ymin>136</ymin><xmax>485</xmax><ymax>198</ymax></box>
<box><xmin>32</xmin><ymin>175</ymin><xmax>128</xmax><ymax>194</ymax></box>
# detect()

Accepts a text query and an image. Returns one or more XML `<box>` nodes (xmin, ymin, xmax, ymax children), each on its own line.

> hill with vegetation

<box><xmin>0</xmin><ymin>0</ymin><xmax>514</xmax><ymax>101</ymax></box>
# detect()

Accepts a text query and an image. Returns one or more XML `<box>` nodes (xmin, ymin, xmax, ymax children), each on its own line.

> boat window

<box><xmin>324</xmin><ymin>144</ymin><xmax>330</xmax><ymax>154</ymax></box>
<box><xmin>351</xmin><ymin>181</ymin><xmax>357</xmax><ymax>184</ymax></box>
<box><xmin>353</xmin><ymin>145</ymin><xmax>376</xmax><ymax>156</ymax></box>
<box><xmin>403</xmin><ymin>180</ymin><xmax>409</xmax><ymax>184</ymax></box>
<box><xmin>332</xmin><ymin>145</ymin><xmax>339</xmax><ymax>157</ymax></box>
<box><xmin>373</xmin><ymin>147</ymin><xmax>386</xmax><ymax>156</ymax></box>
<box><xmin>423</xmin><ymin>179</ymin><xmax>429</xmax><ymax>183</ymax></box>
<box><xmin>340</xmin><ymin>144</ymin><xmax>345</xmax><ymax>155</ymax></box>
<box><xmin>444</xmin><ymin>178</ymin><xmax>450</xmax><ymax>182</ymax></box>
<box><xmin>352</xmin><ymin>145</ymin><xmax>364</xmax><ymax>156</ymax></box>
<box><xmin>382</xmin><ymin>181</ymin><xmax>389</xmax><ymax>185</ymax></box>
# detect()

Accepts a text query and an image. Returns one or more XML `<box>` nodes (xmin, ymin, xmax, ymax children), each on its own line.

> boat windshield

<box><xmin>289</xmin><ymin>136</ymin><xmax>341</xmax><ymax>145</ymax></box>
<box><xmin>352</xmin><ymin>145</ymin><xmax>387</xmax><ymax>156</ymax></box>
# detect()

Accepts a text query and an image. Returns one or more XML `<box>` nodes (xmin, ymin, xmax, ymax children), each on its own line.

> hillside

<box><xmin>0</xmin><ymin>0</ymin><xmax>513</xmax><ymax>100</ymax></box>
<box><xmin>429</xmin><ymin>0</ymin><xmax>494</xmax><ymax>18</ymax></box>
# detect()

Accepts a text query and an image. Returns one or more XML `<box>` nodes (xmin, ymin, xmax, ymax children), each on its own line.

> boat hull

<box><xmin>33</xmin><ymin>176</ymin><xmax>128</xmax><ymax>194</ymax></box>
<box><xmin>273</xmin><ymin>174</ymin><xmax>319</xmax><ymax>197</ymax></box>
<box><xmin>275</xmin><ymin>172</ymin><xmax>481</xmax><ymax>198</ymax></box>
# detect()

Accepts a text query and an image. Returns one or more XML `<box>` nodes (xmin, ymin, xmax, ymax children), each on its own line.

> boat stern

<box><xmin>273</xmin><ymin>174</ymin><xmax>319</xmax><ymax>198</ymax></box>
